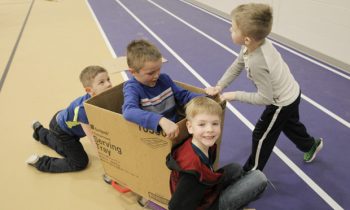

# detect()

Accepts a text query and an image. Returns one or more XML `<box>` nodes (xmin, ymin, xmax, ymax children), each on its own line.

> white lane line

<box><xmin>114</xmin><ymin>1</ymin><xmax>343</xmax><ymax>209</ymax></box>
<box><xmin>271</xmin><ymin>41</ymin><xmax>350</xmax><ymax>80</ymax></box>
<box><xmin>179</xmin><ymin>0</ymin><xmax>230</xmax><ymax>23</ymax></box>
<box><xmin>179</xmin><ymin>0</ymin><xmax>350</xmax><ymax>80</ymax></box>
<box><xmin>148</xmin><ymin>0</ymin><xmax>238</xmax><ymax>56</ymax></box>
<box><xmin>149</xmin><ymin>0</ymin><xmax>237</xmax><ymax>57</ymax></box>
<box><xmin>115</xmin><ymin>0</ymin><xmax>210</xmax><ymax>87</ymax></box>
<box><xmin>302</xmin><ymin>94</ymin><xmax>350</xmax><ymax>128</ymax></box>
<box><xmin>86</xmin><ymin>0</ymin><xmax>129</xmax><ymax>83</ymax></box>
<box><xmin>149</xmin><ymin>0</ymin><xmax>350</xmax><ymax>129</ymax></box>
<box><xmin>86</xmin><ymin>1</ymin><xmax>116</xmax><ymax>59</ymax></box>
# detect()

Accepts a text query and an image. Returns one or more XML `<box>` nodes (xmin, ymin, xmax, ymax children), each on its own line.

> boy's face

<box><xmin>130</xmin><ymin>59</ymin><xmax>162</xmax><ymax>87</ymax></box>
<box><xmin>86</xmin><ymin>72</ymin><xmax>112</xmax><ymax>96</ymax></box>
<box><xmin>187</xmin><ymin>113</ymin><xmax>221</xmax><ymax>149</ymax></box>
<box><xmin>230</xmin><ymin>20</ymin><xmax>245</xmax><ymax>45</ymax></box>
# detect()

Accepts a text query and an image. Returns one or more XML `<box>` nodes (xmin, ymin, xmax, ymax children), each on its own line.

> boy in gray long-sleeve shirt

<box><xmin>206</xmin><ymin>3</ymin><xmax>323</xmax><ymax>171</ymax></box>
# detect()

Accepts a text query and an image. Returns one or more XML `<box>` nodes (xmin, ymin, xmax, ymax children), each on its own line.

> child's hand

<box><xmin>220</xmin><ymin>91</ymin><xmax>236</xmax><ymax>101</ymax></box>
<box><xmin>205</xmin><ymin>86</ymin><xmax>223</xmax><ymax>96</ymax></box>
<box><xmin>159</xmin><ymin>117</ymin><xmax>179</xmax><ymax>139</ymax></box>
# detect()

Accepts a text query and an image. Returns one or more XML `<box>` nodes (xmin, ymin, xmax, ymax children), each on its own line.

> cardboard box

<box><xmin>84</xmin><ymin>80</ymin><xmax>225</xmax><ymax>208</ymax></box>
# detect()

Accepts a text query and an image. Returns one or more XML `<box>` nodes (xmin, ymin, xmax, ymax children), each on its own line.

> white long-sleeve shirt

<box><xmin>217</xmin><ymin>39</ymin><xmax>300</xmax><ymax>106</ymax></box>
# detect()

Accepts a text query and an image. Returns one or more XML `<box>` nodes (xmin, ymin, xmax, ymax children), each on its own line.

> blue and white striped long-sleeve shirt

<box><xmin>122</xmin><ymin>73</ymin><xmax>201</xmax><ymax>131</ymax></box>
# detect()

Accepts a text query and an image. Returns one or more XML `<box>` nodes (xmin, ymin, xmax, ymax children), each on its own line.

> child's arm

<box><xmin>123</xmin><ymin>80</ymin><xmax>180</xmax><ymax>139</ymax></box>
<box><xmin>169</xmin><ymin>173</ymin><xmax>206</xmax><ymax>210</ymax></box>
<box><xmin>159</xmin><ymin>117</ymin><xmax>179</xmax><ymax>139</ymax></box>
<box><xmin>122</xmin><ymin>83</ymin><xmax>163</xmax><ymax>131</ymax></box>
<box><xmin>206</xmin><ymin>48</ymin><xmax>245</xmax><ymax>96</ymax></box>
<box><xmin>221</xmin><ymin>65</ymin><xmax>273</xmax><ymax>105</ymax></box>
<box><xmin>220</xmin><ymin>91</ymin><xmax>236</xmax><ymax>101</ymax></box>
<box><xmin>216</xmin><ymin>48</ymin><xmax>245</xmax><ymax>88</ymax></box>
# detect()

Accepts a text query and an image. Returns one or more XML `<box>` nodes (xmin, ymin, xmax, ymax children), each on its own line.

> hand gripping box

<box><xmin>84</xmin><ymin>81</ymin><xmax>225</xmax><ymax>208</ymax></box>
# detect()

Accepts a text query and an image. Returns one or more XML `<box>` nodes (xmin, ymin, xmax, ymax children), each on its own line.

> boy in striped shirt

<box><xmin>122</xmin><ymin>39</ymin><xmax>201</xmax><ymax>140</ymax></box>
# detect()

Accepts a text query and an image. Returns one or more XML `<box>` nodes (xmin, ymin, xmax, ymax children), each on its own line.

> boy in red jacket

<box><xmin>166</xmin><ymin>97</ymin><xmax>267</xmax><ymax>210</ymax></box>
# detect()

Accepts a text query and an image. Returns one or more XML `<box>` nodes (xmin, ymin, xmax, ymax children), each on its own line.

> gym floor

<box><xmin>0</xmin><ymin>0</ymin><xmax>142</xmax><ymax>210</ymax></box>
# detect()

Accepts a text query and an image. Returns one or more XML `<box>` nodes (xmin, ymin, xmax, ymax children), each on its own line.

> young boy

<box><xmin>205</xmin><ymin>3</ymin><xmax>323</xmax><ymax>171</ymax></box>
<box><xmin>122</xmin><ymin>39</ymin><xmax>201</xmax><ymax>139</ymax></box>
<box><xmin>26</xmin><ymin>65</ymin><xmax>112</xmax><ymax>172</ymax></box>
<box><xmin>167</xmin><ymin>96</ymin><xmax>267</xmax><ymax>210</ymax></box>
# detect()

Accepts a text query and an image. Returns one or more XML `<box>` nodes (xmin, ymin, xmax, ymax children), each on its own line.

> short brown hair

<box><xmin>185</xmin><ymin>96</ymin><xmax>222</xmax><ymax>120</ymax></box>
<box><xmin>79</xmin><ymin>65</ymin><xmax>107</xmax><ymax>87</ymax></box>
<box><xmin>231</xmin><ymin>3</ymin><xmax>273</xmax><ymax>41</ymax></box>
<box><xmin>126</xmin><ymin>39</ymin><xmax>162</xmax><ymax>72</ymax></box>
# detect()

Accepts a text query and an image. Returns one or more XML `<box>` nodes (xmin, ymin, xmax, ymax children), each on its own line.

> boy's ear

<box><xmin>129</xmin><ymin>68</ymin><xmax>137</xmax><ymax>75</ymax></box>
<box><xmin>186</xmin><ymin>120</ymin><xmax>193</xmax><ymax>134</ymax></box>
<box><xmin>244</xmin><ymin>37</ymin><xmax>251</xmax><ymax>45</ymax></box>
<box><xmin>85</xmin><ymin>87</ymin><xmax>93</xmax><ymax>95</ymax></box>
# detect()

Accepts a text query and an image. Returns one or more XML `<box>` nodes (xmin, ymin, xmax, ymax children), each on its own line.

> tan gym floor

<box><xmin>0</xmin><ymin>0</ymin><xmax>146</xmax><ymax>209</ymax></box>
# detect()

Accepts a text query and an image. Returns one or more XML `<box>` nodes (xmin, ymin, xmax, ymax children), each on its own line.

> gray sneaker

<box><xmin>304</xmin><ymin>138</ymin><xmax>323</xmax><ymax>163</ymax></box>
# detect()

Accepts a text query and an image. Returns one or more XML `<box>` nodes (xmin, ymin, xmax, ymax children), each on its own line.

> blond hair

<box><xmin>185</xmin><ymin>97</ymin><xmax>222</xmax><ymax>120</ymax></box>
<box><xmin>127</xmin><ymin>39</ymin><xmax>162</xmax><ymax>72</ymax></box>
<box><xmin>79</xmin><ymin>65</ymin><xmax>107</xmax><ymax>87</ymax></box>
<box><xmin>231</xmin><ymin>3</ymin><xmax>273</xmax><ymax>41</ymax></box>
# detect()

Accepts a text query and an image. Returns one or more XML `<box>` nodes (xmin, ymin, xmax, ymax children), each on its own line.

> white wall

<box><xmin>187</xmin><ymin>0</ymin><xmax>350</xmax><ymax>72</ymax></box>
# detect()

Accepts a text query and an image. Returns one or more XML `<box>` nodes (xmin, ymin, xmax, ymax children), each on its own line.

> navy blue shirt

<box><xmin>56</xmin><ymin>93</ymin><xmax>91</xmax><ymax>137</ymax></box>
<box><xmin>192</xmin><ymin>143</ymin><xmax>214</xmax><ymax>171</ymax></box>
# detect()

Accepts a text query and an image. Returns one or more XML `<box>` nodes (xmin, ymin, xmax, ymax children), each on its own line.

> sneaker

<box><xmin>25</xmin><ymin>154</ymin><xmax>40</xmax><ymax>166</ymax></box>
<box><xmin>304</xmin><ymin>138</ymin><xmax>323</xmax><ymax>162</ymax></box>
<box><xmin>32</xmin><ymin>121</ymin><xmax>43</xmax><ymax>141</ymax></box>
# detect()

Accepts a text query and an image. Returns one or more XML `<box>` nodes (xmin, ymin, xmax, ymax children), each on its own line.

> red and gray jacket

<box><xmin>166</xmin><ymin>138</ymin><xmax>224</xmax><ymax>210</ymax></box>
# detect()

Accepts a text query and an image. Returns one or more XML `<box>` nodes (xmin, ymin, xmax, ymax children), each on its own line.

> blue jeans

<box><xmin>218</xmin><ymin>164</ymin><xmax>267</xmax><ymax>210</ymax></box>
<box><xmin>35</xmin><ymin>113</ymin><xmax>89</xmax><ymax>172</ymax></box>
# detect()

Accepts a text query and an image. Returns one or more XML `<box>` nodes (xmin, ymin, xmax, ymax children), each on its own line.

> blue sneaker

<box><xmin>304</xmin><ymin>138</ymin><xmax>323</xmax><ymax>162</ymax></box>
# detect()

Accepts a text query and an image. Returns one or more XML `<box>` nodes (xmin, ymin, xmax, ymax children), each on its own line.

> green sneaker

<box><xmin>304</xmin><ymin>138</ymin><xmax>323</xmax><ymax>162</ymax></box>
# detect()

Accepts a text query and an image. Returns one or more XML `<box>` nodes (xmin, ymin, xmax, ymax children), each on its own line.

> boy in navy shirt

<box><xmin>26</xmin><ymin>65</ymin><xmax>112</xmax><ymax>172</ymax></box>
